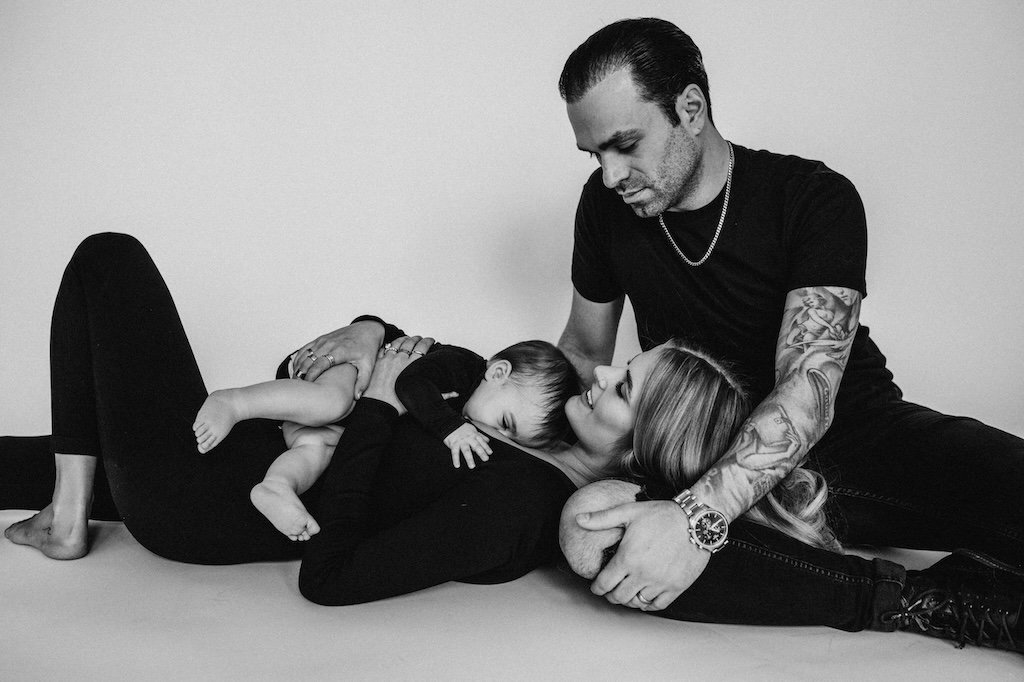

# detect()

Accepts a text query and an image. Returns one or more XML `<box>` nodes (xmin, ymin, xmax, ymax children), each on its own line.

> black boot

<box><xmin>882</xmin><ymin>549</ymin><xmax>1023</xmax><ymax>653</ymax></box>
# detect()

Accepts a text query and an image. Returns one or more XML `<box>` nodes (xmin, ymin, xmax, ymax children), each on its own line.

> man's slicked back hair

<box><xmin>558</xmin><ymin>17</ymin><xmax>713</xmax><ymax>126</ymax></box>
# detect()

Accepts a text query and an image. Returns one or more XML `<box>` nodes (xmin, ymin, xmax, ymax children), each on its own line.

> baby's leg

<box><xmin>250</xmin><ymin>424</ymin><xmax>342</xmax><ymax>541</ymax></box>
<box><xmin>193</xmin><ymin>363</ymin><xmax>357</xmax><ymax>453</ymax></box>
<box><xmin>193</xmin><ymin>389</ymin><xmax>247</xmax><ymax>453</ymax></box>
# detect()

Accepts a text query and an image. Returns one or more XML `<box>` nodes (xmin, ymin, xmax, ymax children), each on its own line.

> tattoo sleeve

<box><xmin>696</xmin><ymin>286</ymin><xmax>861</xmax><ymax>520</ymax></box>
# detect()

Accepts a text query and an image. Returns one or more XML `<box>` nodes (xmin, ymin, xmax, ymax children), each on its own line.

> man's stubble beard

<box><xmin>629</xmin><ymin>129</ymin><xmax>700</xmax><ymax>218</ymax></box>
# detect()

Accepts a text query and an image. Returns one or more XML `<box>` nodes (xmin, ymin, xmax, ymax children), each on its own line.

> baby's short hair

<box><xmin>559</xmin><ymin>479</ymin><xmax>640</xmax><ymax>579</ymax></box>
<box><xmin>491</xmin><ymin>340</ymin><xmax>580</xmax><ymax>448</ymax></box>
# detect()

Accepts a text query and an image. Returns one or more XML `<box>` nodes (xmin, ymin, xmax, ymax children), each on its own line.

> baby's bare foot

<box><xmin>250</xmin><ymin>479</ymin><xmax>321</xmax><ymax>541</ymax></box>
<box><xmin>193</xmin><ymin>389</ymin><xmax>243</xmax><ymax>453</ymax></box>
<box><xmin>4</xmin><ymin>503</ymin><xmax>89</xmax><ymax>560</ymax></box>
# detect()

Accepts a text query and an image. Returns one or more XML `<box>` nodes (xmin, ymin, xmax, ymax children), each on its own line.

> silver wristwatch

<box><xmin>672</xmin><ymin>489</ymin><xmax>729</xmax><ymax>553</ymax></box>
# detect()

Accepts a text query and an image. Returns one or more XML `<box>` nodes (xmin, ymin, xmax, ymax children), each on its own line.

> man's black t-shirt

<box><xmin>571</xmin><ymin>144</ymin><xmax>899</xmax><ymax>415</ymax></box>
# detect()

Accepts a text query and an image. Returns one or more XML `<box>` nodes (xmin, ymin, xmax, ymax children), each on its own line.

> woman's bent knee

<box><xmin>73</xmin><ymin>232</ymin><xmax>149</xmax><ymax>267</ymax></box>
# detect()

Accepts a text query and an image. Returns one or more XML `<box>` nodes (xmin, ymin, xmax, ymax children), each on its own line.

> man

<box><xmin>290</xmin><ymin>16</ymin><xmax>1023</xmax><ymax>651</ymax></box>
<box><xmin>554</xmin><ymin>16</ymin><xmax>1023</xmax><ymax>617</ymax></box>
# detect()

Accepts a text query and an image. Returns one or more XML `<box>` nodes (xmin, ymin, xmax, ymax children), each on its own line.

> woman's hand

<box><xmin>293</xmin><ymin>320</ymin><xmax>386</xmax><ymax>395</ymax></box>
<box><xmin>362</xmin><ymin>336</ymin><xmax>434</xmax><ymax>415</ymax></box>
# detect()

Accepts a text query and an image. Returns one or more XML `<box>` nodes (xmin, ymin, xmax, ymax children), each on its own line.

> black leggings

<box><xmin>3</xmin><ymin>233</ymin><xmax>303</xmax><ymax>564</ymax></box>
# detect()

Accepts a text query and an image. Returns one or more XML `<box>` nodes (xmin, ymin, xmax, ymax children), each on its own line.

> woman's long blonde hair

<box><xmin>620</xmin><ymin>340</ymin><xmax>840</xmax><ymax>552</ymax></box>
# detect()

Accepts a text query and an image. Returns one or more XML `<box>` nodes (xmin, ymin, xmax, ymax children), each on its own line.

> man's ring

<box><xmin>636</xmin><ymin>591</ymin><xmax>653</xmax><ymax>605</ymax></box>
<box><xmin>324</xmin><ymin>354</ymin><xmax>335</xmax><ymax>367</ymax></box>
<box><xmin>411</xmin><ymin>350</ymin><xmax>425</xmax><ymax>357</ymax></box>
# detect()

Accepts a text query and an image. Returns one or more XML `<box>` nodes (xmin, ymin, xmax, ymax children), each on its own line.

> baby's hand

<box><xmin>443</xmin><ymin>422</ymin><xmax>492</xmax><ymax>469</ymax></box>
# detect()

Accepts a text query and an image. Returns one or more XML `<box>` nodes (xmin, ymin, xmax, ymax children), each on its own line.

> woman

<box><xmin>1</xmin><ymin>232</ymin><xmax>672</xmax><ymax>604</ymax></box>
<box><xmin>560</xmin><ymin>342</ymin><xmax>1024</xmax><ymax>653</ymax></box>
<box><xmin>6</xmin><ymin>234</ymin><xmax>1022</xmax><ymax>647</ymax></box>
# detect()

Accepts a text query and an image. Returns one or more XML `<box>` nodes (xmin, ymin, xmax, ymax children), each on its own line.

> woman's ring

<box><xmin>306</xmin><ymin>348</ymin><xmax>314</xmax><ymax>355</ymax></box>
<box><xmin>324</xmin><ymin>354</ymin><xmax>335</xmax><ymax>367</ymax></box>
<box><xmin>383</xmin><ymin>343</ymin><xmax>393</xmax><ymax>351</ymax></box>
<box><xmin>636</xmin><ymin>591</ymin><xmax>653</xmax><ymax>605</ymax></box>
<box><xmin>308</xmin><ymin>354</ymin><xmax>318</xmax><ymax>363</ymax></box>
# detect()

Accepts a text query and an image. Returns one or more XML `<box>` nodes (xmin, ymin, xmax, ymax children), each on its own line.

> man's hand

<box><xmin>576</xmin><ymin>500</ymin><xmax>710</xmax><ymax>611</ymax></box>
<box><xmin>443</xmin><ymin>422</ymin><xmax>491</xmax><ymax>469</ymax></box>
<box><xmin>294</xmin><ymin>320</ymin><xmax>386</xmax><ymax>393</ymax></box>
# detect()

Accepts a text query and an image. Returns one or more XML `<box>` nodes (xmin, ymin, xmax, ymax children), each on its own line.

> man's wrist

<box><xmin>672</xmin><ymin>489</ymin><xmax>729</xmax><ymax>554</ymax></box>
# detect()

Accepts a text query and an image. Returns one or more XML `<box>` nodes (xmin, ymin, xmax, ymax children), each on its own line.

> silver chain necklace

<box><xmin>658</xmin><ymin>141</ymin><xmax>734</xmax><ymax>267</ymax></box>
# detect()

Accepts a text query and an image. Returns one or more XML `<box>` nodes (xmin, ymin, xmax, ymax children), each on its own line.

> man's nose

<box><xmin>601</xmin><ymin>157</ymin><xmax>628</xmax><ymax>190</ymax></box>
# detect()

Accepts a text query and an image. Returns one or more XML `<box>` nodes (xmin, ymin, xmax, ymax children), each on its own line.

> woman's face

<box><xmin>565</xmin><ymin>342</ymin><xmax>667</xmax><ymax>455</ymax></box>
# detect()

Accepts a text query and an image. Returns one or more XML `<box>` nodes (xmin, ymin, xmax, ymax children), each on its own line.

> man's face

<box><xmin>567</xmin><ymin>69</ymin><xmax>700</xmax><ymax>218</ymax></box>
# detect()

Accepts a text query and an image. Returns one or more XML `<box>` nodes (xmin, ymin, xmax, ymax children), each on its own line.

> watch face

<box><xmin>691</xmin><ymin>509</ymin><xmax>728</xmax><ymax>551</ymax></box>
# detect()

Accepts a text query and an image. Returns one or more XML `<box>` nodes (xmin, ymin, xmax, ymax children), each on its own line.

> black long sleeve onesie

<box><xmin>298</xmin><ymin>319</ymin><xmax>576</xmax><ymax>605</ymax></box>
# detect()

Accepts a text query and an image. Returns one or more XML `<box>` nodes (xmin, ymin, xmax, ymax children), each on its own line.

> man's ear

<box><xmin>674</xmin><ymin>84</ymin><xmax>707</xmax><ymax>134</ymax></box>
<box><xmin>485</xmin><ymin>359</ymin><xmax>513</xmax><ymax>383</ymax></box>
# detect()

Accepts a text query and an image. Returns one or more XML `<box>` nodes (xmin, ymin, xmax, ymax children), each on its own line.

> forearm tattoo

<box><xmin>698</xmin><ymin>286</ymin><xmax>861</xmax><ymax>519</ymax></box>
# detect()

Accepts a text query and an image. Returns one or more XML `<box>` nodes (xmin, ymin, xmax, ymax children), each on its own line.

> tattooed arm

<box><xmin>694</xmin><ymin>285</ymin><xmax>859</xmax><ymax>520</ymax></box>
<box><xmin>580</xmin><ymin>286</ymin><xmax>860</xmax><ymax>611</ymax></box>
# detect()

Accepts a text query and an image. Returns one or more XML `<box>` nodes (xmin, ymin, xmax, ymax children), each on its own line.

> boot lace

<box><xmin>883</xmin><ymin>588</ymin><xmax>1018</xmax><ymax>651</ymax></box>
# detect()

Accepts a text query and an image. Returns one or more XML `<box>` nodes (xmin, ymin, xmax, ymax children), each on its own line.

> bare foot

<box><xmin>4</xmin><ymin>503</ymin><xmax>89</xmax><ymax>560</ymax></box>
<box><xmin>193</xmin><ymin>389</ymin><xmax>243</xmax><ymax>453</ymax></box>
<box><xmin>250</xmin><ymin>479</ymin><xmax>321</xmax><ymax>541</ymax></box>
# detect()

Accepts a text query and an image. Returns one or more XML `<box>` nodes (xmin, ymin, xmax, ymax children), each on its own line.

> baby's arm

<box><xmin>442</xmin><ymin>422</ymin><xmax>492</xmax><ymax>469</ymax></box>
<box><xmin>395</xmin><ymin>345</ymin><xmax>491</xmax><ymax>468</ymax></box>
<box><xmin>193</xmin><ymin>364</ymin><xmax>357</xmax><ymax>453</ymax></box>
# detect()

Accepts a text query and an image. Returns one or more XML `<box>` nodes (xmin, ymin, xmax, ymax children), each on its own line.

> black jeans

<box><xmin>660</xmin><ymin>370</ymin><xmax>1024</xmax><ymax>631</ymax></box>
<box><xmin>3</xmin><ymin>233</ymin><xmax>1022</xmax><ymax>629</ymax></box>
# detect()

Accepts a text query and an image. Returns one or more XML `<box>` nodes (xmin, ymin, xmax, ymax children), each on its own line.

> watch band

<box><xmin>673</xmin><ymin>489</ymin><xmax>704</xmax><ymax>517</ymax></box>
<box><xmin>672</xmin><ymin>488</ymin><xmax>729</xmax><ymax>553</ymax></box>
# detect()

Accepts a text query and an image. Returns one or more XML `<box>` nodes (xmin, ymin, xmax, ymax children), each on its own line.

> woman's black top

<box><xmin>297</xmin><ymin>317</ymin><xmax>576</xmax><ymax>605</ymax></box>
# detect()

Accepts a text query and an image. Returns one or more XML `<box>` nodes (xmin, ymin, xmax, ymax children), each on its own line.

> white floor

<box><xmin>2</xmin><ymin>509</ymin><xmax>1020</xmax><ymax>680</ymax></box>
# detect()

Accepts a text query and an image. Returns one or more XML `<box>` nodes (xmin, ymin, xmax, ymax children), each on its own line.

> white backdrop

<box><xmin>2</xmin><ymin>1</ymin><xmax>1022</xmax><ymax>438</ymax></box>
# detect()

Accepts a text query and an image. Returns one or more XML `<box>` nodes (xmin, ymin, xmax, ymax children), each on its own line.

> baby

<box><xmin>559</xmin><ymin>479</ymin><xmax>639</xmax><ymax>579</ymax></box>
<box><xmin>193</xmin><ymin>327</ymin><xmax>579</xmax><ymax>541</ymax></box>
<box><xmin>395</xmin><ymin>338</ymin><xmax>579</xmax><ymax>467</ymax></box>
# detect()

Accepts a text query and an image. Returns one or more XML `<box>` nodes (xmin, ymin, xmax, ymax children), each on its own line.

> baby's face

<box><xmin>463</xmin><ymin>380</ymin><xmax>549</xmax><ymax>446</ymax></box>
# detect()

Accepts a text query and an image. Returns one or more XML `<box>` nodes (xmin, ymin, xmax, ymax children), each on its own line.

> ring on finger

<box><xmin>308</xmin><ymin>354</ymin><xmax>318</xmax><ymax>363</ymax></box>
<box><xmin>324</xmin><ymin>354</ymin><xmax>335</xmax><ymax>367</ymax></box>
<box><xmin>411</xmin><ymin>350</ymin><xmax>425</xmax><ymax>357</ymax></box>
<box><xmin>636</xmin><ymin>591</ymin><xmax>653</xmax><ymax>605</ymax></box>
